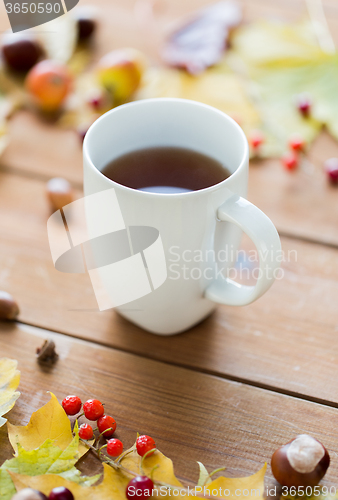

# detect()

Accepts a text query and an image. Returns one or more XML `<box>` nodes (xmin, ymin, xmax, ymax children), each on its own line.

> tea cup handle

<box><xmin>204</xmin><ymin>194</ymin><xmax>281</xmax><ymax>306</ymax></box>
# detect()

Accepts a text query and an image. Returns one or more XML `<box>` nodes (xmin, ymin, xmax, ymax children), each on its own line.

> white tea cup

<box><xmin>83</xmin><ymin>98</ymin><xmax>281</xmax><ymax>335</ymax></box>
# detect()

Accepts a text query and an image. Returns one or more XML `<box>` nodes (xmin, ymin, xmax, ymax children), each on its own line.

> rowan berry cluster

<box><xmin>62</xmin><ymin>394</ymin><xmax>157</xmax><ymax>499</ymax></box>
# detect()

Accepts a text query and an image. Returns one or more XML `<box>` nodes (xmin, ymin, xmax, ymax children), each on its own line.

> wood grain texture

<box><xmin>249</xmin><ymin>133</ymin><xmax>338</xmax><ymax>246</ymax></box>
<box><xmin>1</xmin><ymin>323</ymin><xmax>338</xmax><ymax>486</ymax></box>
<box><xmin>1</xmin><ymin>1</ymin><xmax>338</xmax><ymax>245</ymax></box>
<box><xmin>0</xmin><ymin>171</ymin><xmax>338</xmax><ymax>404</ymax></box>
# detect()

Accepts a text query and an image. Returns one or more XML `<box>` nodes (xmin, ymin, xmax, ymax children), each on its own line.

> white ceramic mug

<box><xmin>83</xmin><ymin>98</ymin><xmax>281</xmax><ymax>335</ymax></box>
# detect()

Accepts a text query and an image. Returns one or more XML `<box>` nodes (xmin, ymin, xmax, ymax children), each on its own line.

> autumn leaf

<box><xmin>122</xmin><ymin>447</ymin><xmax>183</xmax><ymax>487</ymax></box>
<box><xmin>230</xmin><ymin>20</ymin><xmax>337</xmax><ymax>155</ymax></box>
<box><xmin>142</xmin><ymin>17</ymin><xmax>338</xmax><ymax>157</ymax></box>
<box><xmin>0</xmin><ymin>423</ymin><xmax>99</xmax><ymax>500</ymax></box>
<box><xmin>232</xmin><ymin>20</ymin><xmax>324</xmax><ymax>69</ymax></box>
<box><xmin>205</xmin><ymin>464</ymin><xmax>266</xmax><ymax>500</ymax></box>
<box><xmin>136</xmin><ymin>64</ymin><xmax>260</xmax><ymax>134</ymax></box>
<box><xmin>9</xmin><ymin>429</ymin><xmax>267</xmax><ymax>500</ymax></box>
<box><xmin>7</xmin><ymin>392</ymin><xmax>88</xmax><ymax>457</ymax></box>
<box><xmin>10</xmin><ymin>463</ymin><xmax>128</xmax><ymax>500</ymax></box>
<box><xmin>10</xmin><ymin>461</ymin><xmax>267</xmax><ymax>500</ymax></box>
<box><xmin>0</xmin><ymin>358</ymin><xmax>20</xmax><ymax>428</ymax></box>
<box><xmin>162</xmin><ymin>1</ymin><xmax>242</xmax><ymax>74</ymax></box>
<box><xmin>2</xmin><ymin>392</ymin><xmax>267</xmax><ymax>499</ymax></box>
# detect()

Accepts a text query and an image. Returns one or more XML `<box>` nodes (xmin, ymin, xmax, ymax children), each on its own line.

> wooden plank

<box><xmin>2</xmin><ymin>323</ymin><xmax>338</xmax><ymax>485</ymax></box>
<box><xmin>249</xmin><ymin>132</ymin><xmax>338</xmax><ymax>247</ymax></box>
<box><xmin>1</xmin><ymin>171</ymin><xmax>338</xmax><ymax>404</ymax></box>
<box><xmin>2</xmin><ymin>0</ymin><xmax>338</xmax><ymax>244</ymax></box>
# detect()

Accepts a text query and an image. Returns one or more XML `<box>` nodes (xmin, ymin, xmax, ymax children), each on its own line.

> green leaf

<box><xmin>0</xmin><ymin>423</ymin><xmax>99</xmax><ymax>500</ymax></box>
<box><xmin>230</xmin><ymin>20</ymin><xmax>338</xmax><ymax>156</ymax></box>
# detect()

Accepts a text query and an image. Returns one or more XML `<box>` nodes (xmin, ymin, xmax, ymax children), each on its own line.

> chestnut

<box><xmin>0</xmin><ymin>290</ymin><xmax>19</xmax><ymax>320</ymax></box>
<box><xmin>1</xmin><ymin>33</ymin><xmax>44</xmax><ymax>72</ymax></box>
<box><xmin>271</xmin><ymin>434</ymin><xmax>330</xmax><ymax>487</ymax></box>
<box><xmin>11</xmin><ymin>489</ymin><xmax>48</xmax><ymax>500</ymax></box>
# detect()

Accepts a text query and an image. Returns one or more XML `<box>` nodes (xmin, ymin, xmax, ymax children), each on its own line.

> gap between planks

<box><xmin>13</xmin><ymin>319</ymin><xmax>338</xmax><ymax>412</ymax></box>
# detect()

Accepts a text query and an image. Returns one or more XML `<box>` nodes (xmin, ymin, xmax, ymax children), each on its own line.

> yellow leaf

<box><xmin>9</xmin><ymin>439</ymin><xmax>266</xmax><ymax>500</ymax></box>
<box><xmin>8</xmin><ymin>445</ymin><xmax>184</xmax><ymax>499</ymax></box>
<box><xmin>204</xmin><ymin>464</ymin><xmax>267</xmax><ymax>500</ymax></box>
<box><xmin>0</xmin><ymin>358</ymin><xmax>20</xmax><ymax>428</ymax></box>
<box><xmin>123</xmin><ymin>448</ymin><xmax>183</xmax><ymax>487</ymax></box>
<box><xmin>229</xmin><ymin>20</ymin><xmax>332</xmax><ymax>155</ymax></box>
<box><xmin>10</xmin><ymin>464</ymin><xmax>126</xmax><ymax>500</ymax></box>
<box><xmin>136</xmin><ymin>65</ymin><xmax>260</xmax><ymax>134</ymax></box>
<box><xmin>0</xmin><ymin>424</ymin><xmax>99</xmax><ymax>500</ymax></box>
<box><xmin>232</xmin><ymin>21</ymin><xmax>325</xmax><ymax>69</ymax></box>
<box><xmin>7</xmin><ymin>393</ymin><xmax>88</xmax><ymax>457</ymax></box>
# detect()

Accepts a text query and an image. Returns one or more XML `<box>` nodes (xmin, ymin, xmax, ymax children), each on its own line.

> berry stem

<box><xmin>116</xmin><ymin>448</ymin><xmax>135</xmax><ymax>464</ymax></box>
<box><xmin>99</xmin><ymin>427</ymin><xmax>114</xmax><ymax>439</ymax></box>
<box><xmin>150</xmin><ymin>464</ymin><xmax>160</xmax><ymax>480</ymax></box>
<box><xmin>203</xmin><ymin>467</ymin><xmax>226</xmax><ymax>486</ymax></box>
<box><xmin>98</xmin><ymin>444</ymin><xmax>107</xmax><ymax>460</ymax></box>
<box><xmin>140</xmin><ymin>448</ymin><xmax>157</xmax><ymax>474</ymax></box>
<box><xmin>79</xmin><ymin>438</ymin><xmax>217</xmax><ymax>500</ymax></box>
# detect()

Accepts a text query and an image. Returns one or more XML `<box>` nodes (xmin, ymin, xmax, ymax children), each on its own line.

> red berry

<box><xmin>126</xmin><ymin>476</ymin><xmax>154</xmax><ymax>500</ymax></box>
<box><xmin>136</xmin><ymin>435</ymin><xmax>156</xmax><ymax>457</ymax></box>
<box><xmin>88</xmin><ymin>96</ymin><xmax>102</xmax><ymax>110</ymax></box>
<box><xmin>77</xmin><ymin>125</ymin><xmax>89</xmax><ymax>143</ymax></box>
<box><xmin>97</xmin><ymin>414</ymin><xmax>117</xmax><ymax>437</ymax></box>
<box><xmin>249</xmin><ymin>130</ymin><xmax>264</xmax><ymax>149</ymax></box>
<box><xmin>107</xmin><ymin>438</ymin><xmax>123</xmax><ymax>457</ymax></box>
<box><xmin>79</xmin><ymin>423</ymin><xmax>94</xmax><ymax>440</ymax></box>
<box><xmin>62</xmin><ymin>395</ymin><xmax>82</xmax><ymax>416</ymax></box>
<box><xmin>324</xmin><ymin>157</ymin><xmax>338</xmax><ymax>185</ymax></box>
<box><xmin>282</xmin><ymin>152</ymin><xmax>298</xmax><ymax>171</ymax></box>
<box><xmin>83</xmin><ymin>399</ymin><xmax>104</xmax><ymax>420</ymax></box>
<box><xmin>289</xmin><ymin>135</ymin><xmax>305</xmax><ymax>152</ymax></box>
<box><xmin>296</xmin><ymin>94</ymin><xmax>311</xmax><ymax>117</ymax></box>
<box><xmin>49</xmin><ymin>487</ymin><xmax>74</xmax><ymax>500</ymax></box>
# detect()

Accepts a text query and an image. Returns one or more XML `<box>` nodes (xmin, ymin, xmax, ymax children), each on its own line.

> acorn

<box><xmin>271</xmin><ymin>434</ymin><xmax>330</xmax><ymax>487</ymax></box>
<box><xmin>46</xmin><ymin>177</ymin><xmax>73</xmax><ymax>211</ymax></box>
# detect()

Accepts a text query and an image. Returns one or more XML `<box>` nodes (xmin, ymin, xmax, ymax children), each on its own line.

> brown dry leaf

<box><xmin>162</xmin><ymin>1</ymin><xmax>242</xmax><ymax>74</ymax></box>
<box><xmin>7</xmin><ymin>392</ymin><xmax>88</xmax><ymax>458</ymax></box>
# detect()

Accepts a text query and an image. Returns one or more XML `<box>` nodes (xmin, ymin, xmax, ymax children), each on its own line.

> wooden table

<box><xmin>1</xmin><ymin>0</ymin><xmax>338</xmax><ymax>492</ymax></box>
